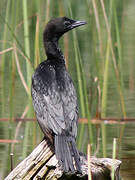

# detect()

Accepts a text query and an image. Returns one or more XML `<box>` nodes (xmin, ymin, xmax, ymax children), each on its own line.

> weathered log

<box><xmin>5</xmin><ymin>139</ymin><xmax>121</xmax><ymax>180</ymax></box>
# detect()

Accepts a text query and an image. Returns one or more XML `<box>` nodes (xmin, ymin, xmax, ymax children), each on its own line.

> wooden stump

<box><xmin>5</xmin><ymin>139</ymin><xmax>121</xmax><ymax>180</ymax></box>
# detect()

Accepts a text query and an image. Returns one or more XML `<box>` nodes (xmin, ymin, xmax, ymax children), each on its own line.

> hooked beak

<box><xmin>71</xmin><ymin>20</ymin><xmax>87</xmax><ymax>29</ymax></box>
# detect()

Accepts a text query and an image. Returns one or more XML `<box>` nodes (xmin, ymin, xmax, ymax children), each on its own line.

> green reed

<box><xmin>113</xmin><ymin>0</ymin><xmax>126</xmax><ymax>151</ymax></box>
<box><xmin>0</xmin><ymin>0</ymin><xmax>10</xmax><ymax>117</ymax></box>
<box><xmin>22</xmin><ymin>0</ymin><xmax>31</xmax><ymax>158</ymax></box>
<box><xmin>100</xmin><ymin>0</ymin><xmax>114</xmax><ymax>158</ymax></box>
<box><xmin>111</xmin><ymin>138</ymin><xmax>117</xmax><ymax>180</ymax></box>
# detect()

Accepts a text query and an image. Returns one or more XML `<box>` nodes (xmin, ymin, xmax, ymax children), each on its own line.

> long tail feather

<box><xmin>55</xmin><ymin>135</ymin><xmax>81</xmax><ymax>173</ymax></box>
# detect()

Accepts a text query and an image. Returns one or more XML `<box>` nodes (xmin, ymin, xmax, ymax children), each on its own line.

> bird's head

<box><xmin>43</xmin><ymin>17</ymin><xmax>87</xmax><ymax>42</ymax></box>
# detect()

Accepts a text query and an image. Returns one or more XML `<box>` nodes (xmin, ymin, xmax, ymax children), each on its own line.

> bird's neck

<box><xmin>44</xmin><ymin>40</ymin><xmax>65</xmax><ymax>65</ymax></box>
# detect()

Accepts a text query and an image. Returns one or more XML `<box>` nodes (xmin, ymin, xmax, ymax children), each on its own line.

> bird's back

<box><xmin>31</xmin><ymin>59</ymin><xmax>78</xmax><ymax>141</ymax></box>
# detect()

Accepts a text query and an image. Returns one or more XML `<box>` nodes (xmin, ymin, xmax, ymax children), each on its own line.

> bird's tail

<box><xmin>55</xmin><ymin>134</ymin><xmax>81</xmax><ymax>173</ymax></box>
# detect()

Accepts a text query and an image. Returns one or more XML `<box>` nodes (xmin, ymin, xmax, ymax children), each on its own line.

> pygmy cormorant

<box><xmin>31</xmin><ymin>17</ymin><xmax>87</xmax><ymax>173</ymax></box>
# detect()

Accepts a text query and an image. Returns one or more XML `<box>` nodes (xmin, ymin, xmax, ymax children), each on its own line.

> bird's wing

<box><xmin>61</xmin><ymin>77</ymin><xmax>78</xmax><ymax>138</ymax></box>
<box><xmin>32</xmin><ymin>78</ymin><xmax>66</xmax><ymax>135</ymax></box>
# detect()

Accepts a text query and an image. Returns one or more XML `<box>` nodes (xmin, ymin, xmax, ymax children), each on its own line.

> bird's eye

<box><xmin>64</xmin><ymin>21</ymin><xmax>71</xmax><ymax>27</ymax></box>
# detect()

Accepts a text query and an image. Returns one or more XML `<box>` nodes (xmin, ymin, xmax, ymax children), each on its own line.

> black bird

<box><xmin>31</xmin><ymin>17</ymin><xmax>87</xmax><ymax>173</ymax></box>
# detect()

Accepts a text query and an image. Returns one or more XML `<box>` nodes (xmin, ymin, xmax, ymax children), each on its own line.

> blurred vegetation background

<box><xmin>1</xmin><ymin>0</ymin><xmax>135</xmax><ymax>179</ymax></box>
